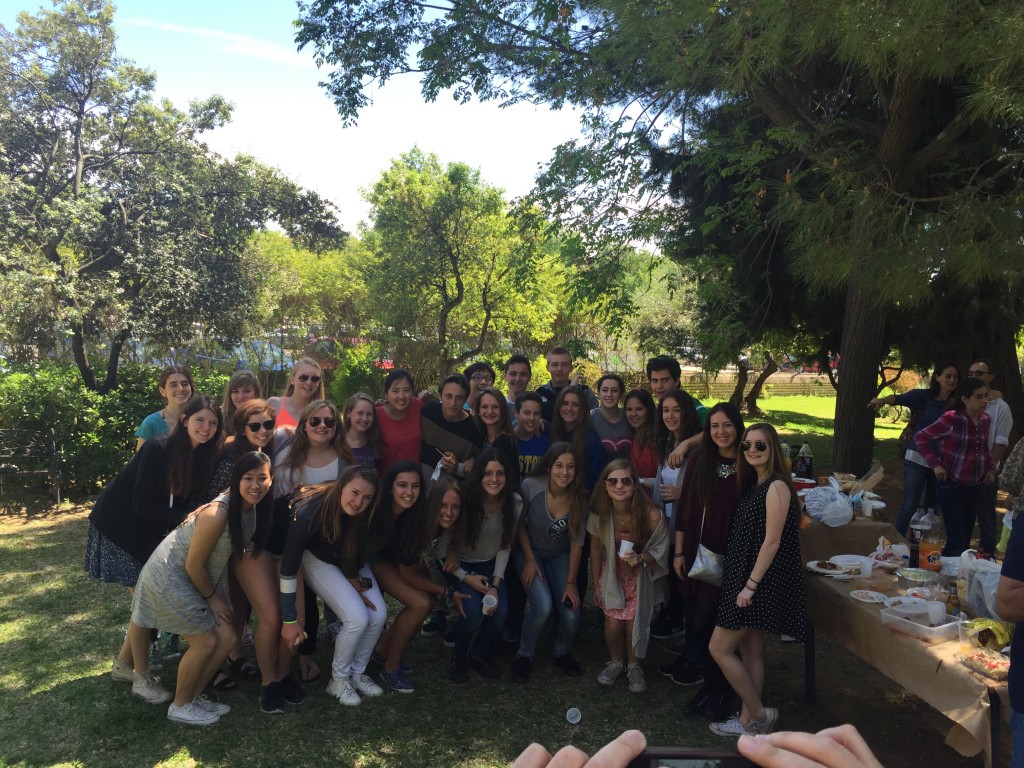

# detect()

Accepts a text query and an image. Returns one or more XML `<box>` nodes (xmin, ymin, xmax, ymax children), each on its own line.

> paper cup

<box><xmin>482</xmin><ymin>593</ymin><xmax>498</xmax><ymax>616</ymax></box>
<box><xmin>859</xmin><ymin>558</ymin><xmax>873</xmax><ymax>577</ymax></box>
<box><xmin>860</xmin><ymin>498</ymin><xmax>874</xmax><ymax>519</ymax></box>
<box><xmin>926</xmin><ymin>601</ymin><xmax>946</xmax><ymax>627</ymax></box>
<box><xmin>618</xmin><ymin>539</ymin><xmax>635</xmax><ymax>558</ymax></box>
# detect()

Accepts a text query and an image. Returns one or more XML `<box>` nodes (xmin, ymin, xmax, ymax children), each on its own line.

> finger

<box><xmin>577</xmin><ymin>729</ymin><xmax>646</xmax><ymax>767</ymax></box>
<box><xmin>814</xmin><ymin>725</ymin><xmax>885</xmax><ymax>767</ymax></box>
<box><xmin>511</xmin><ymin>743</ymin><xmax>553</xmax><ymax>768</ymax></box>
<box><xmin>739</xmin><ymin>730</ymin><xmax>870</xmax><ymax>768</ymax></box>
<box><xmin>543</xmin><ymin>744</ymin><xmax>591</xmax><ymax>768</ymax></box>
<box><xmin>738</xmin><ymin>734</ymin><xmax>827</xmax><ymax>768</ymax></box>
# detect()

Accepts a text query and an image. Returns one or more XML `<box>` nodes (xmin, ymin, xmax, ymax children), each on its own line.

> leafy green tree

<box><xmin>362</xmin><ymin>147</ymin><xmax>552</xmax><ymax>385</ymax></box>
<box><xmin>297</xmin><ymin>0</ymin><xmax>1024</xmax><ymax>471</ymax></box>
<box><xmin>0</xmin><ymin>0</ymin><xmax>344</xmax><ymax>392</ymax></box>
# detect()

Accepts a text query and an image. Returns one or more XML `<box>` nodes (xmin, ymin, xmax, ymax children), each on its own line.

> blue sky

<box><xmin>1</xmin><ymin>0</ymin><xmax>585</xmax><ymax>231</ymax></box>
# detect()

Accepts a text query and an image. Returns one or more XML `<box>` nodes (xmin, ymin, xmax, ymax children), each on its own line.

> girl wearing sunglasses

<box><xmin>588</xmin><ymin>459</ymin><xmax>669</xmax><ymax>694</ymax></box>
<box><xmin>271</xmin><ymin>399</ymin><xmax>354</xmax><ymax>683</ymax></box>
<box><xmin>708</xmin><ymin>423</ymin><xmax>804</xmax><ymax>738</ymax></box>
<box><xmin>268</xmin><ymin>357</ymin><xmax>325</xmax><ymax>429</ymax></box>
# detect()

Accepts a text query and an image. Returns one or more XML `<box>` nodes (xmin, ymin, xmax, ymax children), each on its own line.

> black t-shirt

<box><xmin>419</xmin><ymin>400</ymin><xmax>483</xmax><ymax>478</ymax></box>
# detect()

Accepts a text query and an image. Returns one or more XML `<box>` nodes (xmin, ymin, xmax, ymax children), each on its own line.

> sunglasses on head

<box><xmin>297</xmin><ymin>373</ymin><xmax>321</xmax><ymax>383</ymax></box>
<box><xmin>246</xmin><ymin>420</ymin><xmax>275</xmax><ymax>433</ymax></box>
<box><xmin>967</xmin><ymin>369</ymin><xmax>988</xmax><ymax>377</ymax></box>
<box><xmin>740</xmin><ymin>440</ymin><xmax>768</xmax><ymax>453</ymax></box>
<box><xmin>308</xmin><ymin>416</ymin><xmax>337</xmax><ymax>428</ymax></box>
<box><xmin>605</xmin><ymin>475</ymin><xmax>634</xmax><ymax>488</ymax></box>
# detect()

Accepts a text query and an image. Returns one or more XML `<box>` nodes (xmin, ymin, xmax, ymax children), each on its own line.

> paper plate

<box><xmin>850</xmin><ymin>590</ymin><xmax>886</xmax><ymax>604</ymax></box>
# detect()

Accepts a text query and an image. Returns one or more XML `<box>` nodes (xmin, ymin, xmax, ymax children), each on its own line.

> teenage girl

<box><xmin>550</xmin><ymin>385</ymin><xmax>606</xmax><ymax>491</ymax></box>
<box><xmin>474</xmin><ymin>386</ymin><xmax>520</xmax><ymax>472</ymax></box>
<box><xmin>343</xmin><ymin>392</ymin><xmax>381</xmax><ymax>468</ymax></box>
<box><xmin>268</xmin><ymin>357</ymin><xmax>325</xmax><ymax>429</ymax></box>
<box><xmin>624</xmin><ymin>389</ymin><xmax>659</xmax><ymax>488</ymax></box>
<box><xmin>591</xmin><ymin>374</ymin><xmax>631</xmax><ymax>459</ymax></box>
<box><xmin>136</xmin><ymin>365</ymin><xmax>195</xmax><ymax>450</ymax></box>
<box><xmin>279</xmin><ymin>466</ymin><xmax>386</xmax><ymax>707</ymax></box>
<box><xmin>376</xmin><ymin>369</ymin><xmax>424</xmax><ymax>474</ymax></box>
<box><xmin>221</xmin><ymin>370</ymin><xmax>262</xmax><ymax>437</ymax></box>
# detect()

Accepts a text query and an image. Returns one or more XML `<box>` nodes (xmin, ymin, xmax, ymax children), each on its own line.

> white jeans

<box><xmin>301</xmin><ymin>553</ymin><xmax>387</xmax><ymax>680</ymax></box>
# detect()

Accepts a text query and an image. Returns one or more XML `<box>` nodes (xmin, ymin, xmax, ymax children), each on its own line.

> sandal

<box><xmin>298</xmin><ymin>657</ymin><xmax>321</xmax><ymax>683</ymax></box>
<box><xmin>212</xmin><ymin>670</ymin><xmax>237</xmax><ymax>691</ymax></box>
<box><xmin>228</xmin><ymin>656</ymin><xmax>260</xmax><ymax>681</ymax></box>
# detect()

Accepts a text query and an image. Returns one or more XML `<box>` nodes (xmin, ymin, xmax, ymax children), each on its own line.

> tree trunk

<box><xmin>832</xmin><ymin>275</ymin><xmax>890</xmax><ymax>474</ymax></box>
<box><xmin>729</xmin><ymin>356</ymin><xmax>749</xmax><ymax>409</ymax></box>
<box><xmin>744</xmin><ymin>354</ymin><xmax>778</xmax><ymax>415</ymax></box>
<box><xmin>71</xmin><ymin>327</ymin><xmax>99</xmax><ymax>392</ymax></box>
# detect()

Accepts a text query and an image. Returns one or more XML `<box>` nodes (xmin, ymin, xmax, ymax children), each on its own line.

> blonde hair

<box><xmin>283</xmin><ymin>357</ymin><xmax>325</xmax><ymax>399</ymax></box>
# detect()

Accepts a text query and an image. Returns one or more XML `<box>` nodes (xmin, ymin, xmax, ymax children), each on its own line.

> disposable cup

<box><xmin>926</xmin><ymin>601</ymin><xmax>946</xmax><ymax>627</ymax></box>
<box><xmin>859</xmin><ymin>558</ymin><xmax>873</xmax><ymax>577</ymax></box>
<box><xmin>860</xmin><ymin>498</ymin><xmax>874</xmax><ymax>519</ymax></box>
<box><xmin>482</xmin><ymin>593</ymin><xmax>498</xmax><ymax>616</ymax></box>
<box><xmin>566</xmin><ymin>708</ymin><xmax>582</xmax><ymax>725</ymax></box>
<box><xmin>618</xmin><ymin>539</ymin><xmax>635</xmax><ymax>558</ymax></box>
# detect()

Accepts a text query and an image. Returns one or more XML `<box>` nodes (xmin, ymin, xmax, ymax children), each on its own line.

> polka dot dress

<box><xmin>716</xmin><ymin>479</ymin><xmax>805</xmax><ymax>640</ymax></box>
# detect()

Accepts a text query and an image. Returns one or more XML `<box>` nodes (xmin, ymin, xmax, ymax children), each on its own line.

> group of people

<box><xmin>83</xmin><ymin>348</ymin><xmax>806</xmax><ymax>740</ymax></box>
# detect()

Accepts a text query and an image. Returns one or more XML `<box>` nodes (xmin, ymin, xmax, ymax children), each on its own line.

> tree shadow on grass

<box><xmin>759</xmin><ymin>409</ymin><xmax>838</xmax><ymax>436</ymax></box>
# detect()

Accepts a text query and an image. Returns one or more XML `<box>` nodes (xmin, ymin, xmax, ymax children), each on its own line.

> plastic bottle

<box><xmin>908</xmin><ymin>506</ymin><xmax>928</xmax><ymax>568</ymax></box>
<box><xmin>797</xmin><ymin>441</ymin><xmax>814</xmax><ymax>479</ymax></box>
<box><xmin>919</xmin><ymin>508</ymin><xmax>944</xmax><ymax>572</ymax></box>
<box><xmin>946</xmin><ymin>581</ymin><xmax>961</xmax><ymax>618</ymax></box>
<box><xmin>780</xmin><ymin>439</ymin><xmax>792</xmax><ymax>474</ymax></box>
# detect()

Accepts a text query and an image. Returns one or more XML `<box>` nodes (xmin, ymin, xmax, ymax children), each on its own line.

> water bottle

<box><xmin>797</xmin><ymin>441</ymin><xmax>814</xmax><ymax>479</ymax></box>
<box><xmin>908</xmin><ymin>506</ymin><xmax>929</xmax><ymax>568</ymax></box>
<box><xmin>780</xmin><ymin>439</ymin><xmax>792</xmax><ymax>474</ymax></box>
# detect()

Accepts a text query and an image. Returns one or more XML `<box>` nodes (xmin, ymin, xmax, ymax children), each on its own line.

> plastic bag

<box><xmin>960</xmin><ymin>549</ymin><xmax>1003</xmax><ymax>620</ymax></box>
<box><xmin>804</xmin><ymin>479</ymin><xmax>854</xmax><ymax>527</ymax></box>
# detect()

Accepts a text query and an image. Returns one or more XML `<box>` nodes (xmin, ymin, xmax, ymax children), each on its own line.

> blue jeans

<box><xmin>1012</xmin><ymin>708</ymin><xmax>1024</xmax><ymax>768</ymax></box>
<box><xmin>935</xmin><ymin>480</ymin><xmax>982</xmax><ymax>556</ymax></box>
<box><xmin>513</xmin><ymin>549</ymin><xmax>580</xmax><ymax>659</ymax></box>
<box><xmin>895</xmin><ymin>460</ymin><xmax>936</xmax><ymax>536</ymax></box>
<box><xmin>451</xmin><ymin>559</ymin><xmax>507</xmax><ymax>660</ymax></box>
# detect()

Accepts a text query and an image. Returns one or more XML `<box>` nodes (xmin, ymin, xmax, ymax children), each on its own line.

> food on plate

<box><xmin>849</xmin><ymin>590</ymin><xmax>885</xmax><ymax>604</ymax></box>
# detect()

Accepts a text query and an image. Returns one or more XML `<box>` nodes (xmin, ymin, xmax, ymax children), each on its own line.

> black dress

<box><xmin>716</xmin><ymin>479</ymin><xmax>805</xmax><ymax>641</ymax></box>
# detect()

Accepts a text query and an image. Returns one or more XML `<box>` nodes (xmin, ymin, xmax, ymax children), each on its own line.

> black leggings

<box><xmin>685</xmin><ymin>589</ymin><xmax>731</xmax><ymax>694</ymax></box>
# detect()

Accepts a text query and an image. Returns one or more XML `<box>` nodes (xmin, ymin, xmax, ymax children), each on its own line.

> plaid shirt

<box><xmin>914</xmin><ymin>410</ymin><xmax>995</xmax><ymax>487</ymax></box>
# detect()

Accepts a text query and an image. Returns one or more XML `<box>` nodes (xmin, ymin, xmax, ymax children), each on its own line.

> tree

<box><xmin>297</xmin><ymin>0</ymin><xmax>1024</xmax><ymax>473</ymax></box>
<box><xmin>0</xmin><ymin>0</ymin><xmax>344</xmax><ymax>391</ymax></box>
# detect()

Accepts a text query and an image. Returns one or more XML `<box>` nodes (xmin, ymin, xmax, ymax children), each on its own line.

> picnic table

<box><xmin>799</xmin><ymin>521</ymin><xmax>1008</xmax><ymax>767</ymax></box>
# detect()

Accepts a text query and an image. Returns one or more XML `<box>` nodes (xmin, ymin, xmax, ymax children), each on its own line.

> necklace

<box><xmin>717</xmin><ymin>460</ymin><xmax>737</xmax><ymax>478</ymax></box>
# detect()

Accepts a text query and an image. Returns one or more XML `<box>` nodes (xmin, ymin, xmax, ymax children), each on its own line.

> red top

<box><xmin>376</xmin><ymin>398</ymin><xmax>424</xmax><ymax>474</ymax></box>
<box><xmin>274</xmin><ymin>397</ymin><xmax>299</xmax><ymax>428</ymax></box>
<box><xmin>630</xmin><ymin>439</ymin><xmax>659</xmax><ymax>480</ymax></box>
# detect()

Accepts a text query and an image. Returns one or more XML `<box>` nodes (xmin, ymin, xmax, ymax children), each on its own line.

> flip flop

<box><xmin>212</xmin><ymin>670</ymin><xmax>237</xmax><ymax>691</ymax></box>
<box><xmin>228</xmin><ymin>656</ymin><xmax>260</xmax><ymax>681</ymax></box>
<box><xmin>298</xmin><ymin>658</ymin><xmax>321</xmax><ymax>683</ymax></box>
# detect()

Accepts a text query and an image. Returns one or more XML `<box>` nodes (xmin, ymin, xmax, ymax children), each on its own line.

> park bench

<box><xmin>0</xmin><ymin>428</ymin><xmax>62</xmax><ymax>507</ymax></box>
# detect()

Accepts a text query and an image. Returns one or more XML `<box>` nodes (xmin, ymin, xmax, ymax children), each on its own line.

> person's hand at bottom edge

<box><xmin>738</xmin><ymin>725</ymin><xmax>884</xmax><ymax>768</ymax></box>
<box><xmin>512</xmin><ymin>729</ymin><xmax>646</xmax><ymax>768</ymax></box>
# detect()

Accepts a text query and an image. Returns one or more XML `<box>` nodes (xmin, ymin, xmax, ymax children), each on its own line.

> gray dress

<box><xmin>131</xmin><ymin>497</ymin><xmax>254</xmax><ymax>636</ymax></box>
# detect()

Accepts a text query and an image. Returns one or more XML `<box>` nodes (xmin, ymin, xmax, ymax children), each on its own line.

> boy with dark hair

<box><xmin>503</xmin><ymin>354</ymin><xmax>532</xmax><ymax>411</ymax></box>
<box><xmin>514</xmin><ymin>392</ymin><xmax>551</xmax><ymax>478</ymax></box>
<box><xmin>463</xmin><ymin>361</ymin><xmax>497</xmax><ymax>412</ymax></box>
<box><xmin>647</xmin><ymin>355</ymin><xmax>708</xmax><ymax>468</ymax></box>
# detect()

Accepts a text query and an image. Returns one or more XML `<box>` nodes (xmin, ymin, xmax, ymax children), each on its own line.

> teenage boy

<box><xmin>647</xmin><ymin>355</ymin><xmax>708</xmax><ymax>468</ymax></box>
<box><xmin>503</xmin><ymin>355</ymin><xmax>533</xmax><ymax>411</ymax></box>
<box><xmin>463</xmin><ymin>361</ymin><xmax>496</xmax><ymax>412</ymax></box>
<box><xmin>420</xmin><ymin>373</ymin><xmax>483</xmax><ymax>484</ymax></box>
<box><xmin>514</xmin><ymin>392</ymin><xmax>551</xmax><ymax>478</ymax></box>
<box><xmin>968</xmin><ymin>358</ymin><xmax>1013</xmax><ymax>556</ymax></box>
<box><xmin>538</xmin><ymin>346</ymin><xmax>598</xmax><ymax>422</ymax></box>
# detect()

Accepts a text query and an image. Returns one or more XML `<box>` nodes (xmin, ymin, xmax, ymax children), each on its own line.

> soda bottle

<box><xmin>919</xmin><ymin>508</ymin><xmax>944</xmax><ymax>572</ymax></box>
<box><xmin>946</xmin><ymin>581</ymin><xmax>961</xmax><ymax>618</ymax></box>
<box><xmin>797</xmin><ymin>442</ymin><xmax>814</xmax><ymax>479</ymax></box>
<box><xmin>908</xmin><ymin>506</ymin><xmax>928</xmax><ymax>568</ymax></box>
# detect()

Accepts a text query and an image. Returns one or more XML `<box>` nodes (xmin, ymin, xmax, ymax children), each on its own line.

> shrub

<box><xmin>0</xmin><ymin>363</ymin><xmax>228</xmax><ymax>494</ymax></box>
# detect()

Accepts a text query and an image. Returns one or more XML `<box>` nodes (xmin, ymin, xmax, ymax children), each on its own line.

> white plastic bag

<box><xmin>804</xmin><ymin>479</ymin><xmax>854</xmax><ymax>527</ymax></box>
<box><xmin>960</xmin><ymin>549</ymin><xmax>1003</xmax><ymax>619</ymax></box>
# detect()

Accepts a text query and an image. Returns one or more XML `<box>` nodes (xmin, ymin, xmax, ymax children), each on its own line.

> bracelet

<box><xmin>748</xmin><ymin>576</ymin><xmax>760</xmax><ymax>585</ymax></box>
<box><xmin>565</xmin><ymin>580</ymin><xmax>576</xmax><ymax>585</ymax></box>
<box><xmin>673</xmin><ymin>553</ymin><xmax>685</xmax><ymax>559</ymax></box>
<box><xmin>202</xmin><ymin>589</ymin><xmax>215</xmax><ymax>600</ymax></box>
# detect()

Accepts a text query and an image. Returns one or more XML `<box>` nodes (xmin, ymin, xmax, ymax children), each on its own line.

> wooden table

<box><xmin>803</xmin><ymin>568</ymin><xmax>1009</xmax><ymax>767</ymax></box>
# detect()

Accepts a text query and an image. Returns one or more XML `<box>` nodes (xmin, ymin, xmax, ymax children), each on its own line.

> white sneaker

<box><xmin>167</xmin><ymin>700</ymin><xmax>220</xmax><ymax>726</ymax></box>
<box><xmin>351</xmin><ymin>673</ymin><xmax>383</xmax><ymax>697</ymax></box>
<box><xmin>193</xmin><ymin>695</ymin><xmax>231</xmax><ymax>716</ymax></box>
<box><xmin>748</xmin><ymin>707</ymin><xmax>779</xmax><ymax>734</ymax></box>
<box><xmin>132</xmin><ymin>672</ymin><xmax>172</xmax><ymax>703</ymax></box>
<box><xmin>709</xmin><ymin>715</ymin><xmax>754</xmax><ymax>737</ymax></box>
<box><xmin>626</xmin><ymin>664</ymin><xmax>647</xmax><ymax>693</ymax></box>
<box><xmin>597</xmin><ymin>660</ymin><xmax>624</xmax><ymax>686</ymax></box>
<box><xmin>111</xmin><ymin>658</ymin><xmax>133</xmax><ymax>682</ymax></box>
<box><xmin>326</xmin><ymin>677</ymin><xmax>361</xmax><ymax>706</ymax></box>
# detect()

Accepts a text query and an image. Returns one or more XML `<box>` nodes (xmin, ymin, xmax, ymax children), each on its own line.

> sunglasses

<box><xmin>967</xmin><ymin>370</ymin><xmax>989</xmax><ymax>377</ymax></box>
<box><xmin>246</xmin><ymin>420</ymin><xmax>275</xmax><ymax>433</ymax></box>
<box><xmin>308</xmin><ymin>416</ymin><xmax>337</xmax><ymax>428</ymax></box>
<box><xmin>297</xmin><ymin>373</ymin><xmax>322</xmax><ymax>383</ymax></box>
<box><xmin>605</xmin><ymin>476</ymin><xmax>634</xmax><ymax>488</ymax></box>
<box><xmin>740</xmin><ymin>440</ymin><xmax>768</xmax><ymax>453</ymax></box>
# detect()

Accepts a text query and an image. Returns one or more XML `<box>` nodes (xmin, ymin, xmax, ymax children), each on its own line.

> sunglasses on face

<box><xmin>740</xmin><ymin>440</ymin><xmax>768</xmax><ymax>453</ymax></box>
<box><xmin>308</xmin><ymin>416</ymin><xmax>337</xmax><ymax>428</ymax></box>
<box><xmin>967</xmin><ymin>370</ymin><xmax>989</xmax><ymax>377</ymax></box>
<box><xmin>605</xmin><ymin>476</ymin><xmax>634</xmax><ymax>488</ymax></box>
<box><xmin>297</xmin><ymin>374</ymin><xmax>321</xmax><ymax>383</ymax></box>
<box><xmin>246</xmin><ymin>420</ymin><xmax>275</xmax><ymax>433</ymax></box>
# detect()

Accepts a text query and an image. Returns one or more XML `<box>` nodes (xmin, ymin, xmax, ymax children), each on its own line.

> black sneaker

<box><xmin>421</xmin><ymin>611</ymin><xmax>445</xmax><ymax>638</ymax></box>
<box><xmin>469</xmin><ymin>655</ymin><xmax>501</xmax><ymax>679</ymax></box>
<box><xmin>449</xmin><ymin>655</ymin><xmax>469</xmax><ymax>684</ymax></box>
<box><xmin>658</xmin><ymin>657</ymin><xmax>685</xmax><ymax>679</ymax></box>
<box><xmin>510</xmin><ymin>656</ymin><xmax>531</xmax><ymax>684</ymax></box>
<box><xmin>683</xmin><ymin>688</ymin><xmax>712</xmax><ymax>716</ymax></box>
<box><xmin>442</xmin><ymin>628</ymin><xmax>456</xmax><ymax>649</ymax></box>
<box><xmin>553</xmin><ymin>654</ymin><xmax>583</xmax><ymax>677</ymax></box>
<box><xmin>259</xmin><ymin>682</ymin><xmax>286</xmax><ymax>714</ymax></box>
<box><xmin>278</xmin><ymin>675</ymin><xmax>308</xmax><ymax>705</ymax></box>
<box><xmin>671</xmin><ymin>663</ymin><xmax>704</xmax><ymax>687</ymax></box>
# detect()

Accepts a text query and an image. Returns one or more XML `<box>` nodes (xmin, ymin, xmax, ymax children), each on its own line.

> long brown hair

<box><xmin>166</xmin><ymin>395</ymin><xmax>223</xmax><ymax>501</ymax></box>
<box><xmin>401</xmin><ymin>474</ymin><xmax>464</xmax><ymax>562</ymax></box>
<box><xmin>656</xmin><ymin>389</ymin><xmax>701</xmax><ymax>460</ymax></box>
<box><xmin>458</xmin><ymin>447</ymin><xmax>518</xmax><ymax>551</ymax></box>
<box><xmin>736</xmin><ymin>423</ymin><xmax>797</xmax><ymax>501</ymax></box>
<box><xmin>287</xmin><ymin>399</ymin><xmax>354</xmax><ymax>478</ymax></box>
<box><xmin>223</xmin><ymin>399</ymin><xmax>279</xmax><ymax>464</ymax></box>
<box><xmin>474</xmin><ymin>387</ymin><xmax>515</xmax><ymax>442</ymax></box>
<box><xmin>222</xmin><ymin>370</ymin><xmax>262</xmax><ymax>436</ymax></box>
<box><xmin>683</xmin><ymin>402</ymin><xmax>744</xmax><ymax>528</ymax></box>
<box><xmin>293</xmin><ymin>465</ymin><xmax>380</xmax><ymax>562</ymax></box>
<box><xmin>225</xmin><ymin>451</ymin><xmax>273</xmax><ymax>557</ymax></box>
<box><xmin>590</xmin><ymin>459</ymin><xmax>658</xmax><ymax>552</ymax></box>
<box><xmin>624</xmin><ymin>389</ymin><xmax>657</xmax><ymax>451</ymax></box>
<box><xmin>528</xmin><ymin>441</ymin><xmax>587</xmax><ymax>541</ymax></box>
<box><xmin>550</xmin><ymin>385</ymin><xmax>592</xmax><ymax>464</ymax></box>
